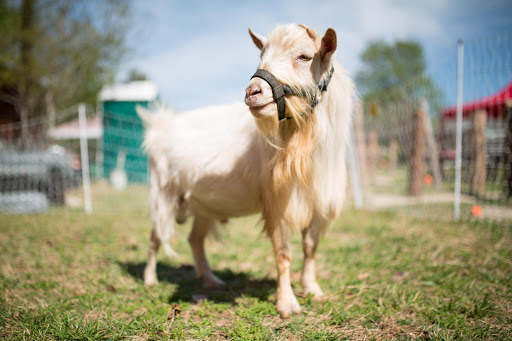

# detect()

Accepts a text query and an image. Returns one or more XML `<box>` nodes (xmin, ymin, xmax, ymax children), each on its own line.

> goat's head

<box><xmin>245</xmin><ymin>24</ymin><xmax>337</xmax><ymax>128</ymax></box>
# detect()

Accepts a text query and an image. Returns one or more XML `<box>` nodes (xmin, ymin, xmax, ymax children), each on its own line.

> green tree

<box><xmin>125</xmin><ymin>68</ymin><xmax>148</xmax><ymax>82</ymax></box>
<box><xmin>357</xmin><ymin>40</ymin><xmax>439</xmax><ymax>113</ymax></box>
<box><xmin>355</xmin><ymin>40</ymin><xmax>440</xmax><ymax>157</ymax></box>
<box><xmin>0</xmin><ymin>0</ymin><xmax>133</xmax><ymax>149</ymax></box>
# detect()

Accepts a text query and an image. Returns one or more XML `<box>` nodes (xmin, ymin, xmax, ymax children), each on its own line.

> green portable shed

<box><xmin>98</xmin><ymin>81</ymin><xmax>158</xmax><ymax>183</ymax></box>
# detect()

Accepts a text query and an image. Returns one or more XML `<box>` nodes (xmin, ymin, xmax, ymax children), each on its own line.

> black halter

<box><xmin>250</xmin><ymin>66</ymin><xmax>335</xmax><ymax>121</ymax></box>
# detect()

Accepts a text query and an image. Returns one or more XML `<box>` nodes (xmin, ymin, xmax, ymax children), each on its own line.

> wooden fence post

<box><xmin>367</xmin><ymin>130</ymin><xmax>379</xmax><ymax>183</ymax></box>
<box><xmin>409</xmin><ymin>104</ymin><xmax>426</xmax><ymax>196</ymax></box>
<box><xmin>421</xmin><ymin>99</ymin><xmax>443</xmax><ymax>188</ymax></box>
<box><xmin>471</xmin><ymin>109</ymin><xmax>487</xmax><ymax>196</ymax></box>
<box><xmin>354</xmin><ymin>100</ymin><xmax>367</xmax><ymax>190</ymax></box>
<box><xmin>389</xmin><ymin>139</ymin><xmax>398</xmax><ymax>171</ymax></box>
<box><xmin>504</xmin><ymin>99</ymin><xmax>512</xmax><ymax>198</ymax></box>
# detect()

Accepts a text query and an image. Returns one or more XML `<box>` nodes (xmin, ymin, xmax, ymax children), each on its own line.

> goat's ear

<box><xmin>320</xmin><ymin>28</ymin><xmax>337</xmax><ymax>60</ymax></box>
<box><xmin>248</xmin><ymin>28</ymin><xmax>267</xmax><ymax>51</ymax></box>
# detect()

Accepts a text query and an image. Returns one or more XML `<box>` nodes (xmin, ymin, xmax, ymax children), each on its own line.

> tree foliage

<box><xmin>125</xmin><ymin>68</ymin><xmax>148</xmax><ymax>82</ymax></box>
<box><xmin>356</xmin><ymin>39</ymin><xmax>440</xmax><ymax>116</ymax></box>
<box><xmin>0</xmin><ymin>0</ymin><xmax>133</xmax><ymax>148</ymax></box>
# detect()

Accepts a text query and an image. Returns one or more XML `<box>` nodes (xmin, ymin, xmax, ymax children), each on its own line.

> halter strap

<box><xmin>250</xmin><ymin>66</ymin><xmax>335</xmax><ymax>121</ymax></box>
<box><xmin>251</xmin><ymin>69</ymin><xmax>296</xmax><ymax>120</ymax></box>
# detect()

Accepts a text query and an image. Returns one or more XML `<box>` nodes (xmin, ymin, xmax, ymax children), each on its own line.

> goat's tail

<box><xmin>136</xmin><ymin>105</ymin><xmax>153</xmax><ymax>126</ymax></box>
<box><xmin>136</xmin><ymin>103</ymin><xmax>175</xmax><ymax>127</ymax></box>
<box><xmin>137</xmin><ymin>104</ymin><xmax>176</xmax><ymax>154</ymax></box>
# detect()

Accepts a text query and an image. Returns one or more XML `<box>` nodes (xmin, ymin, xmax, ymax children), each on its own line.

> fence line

<box><xmin>1</xmin><ymin>32</ymin><xmax>511</xmax><ymax>222</ymax></box>
<box><xmin>355</xmin><ymin>31</ymin><xmax>511</xmax><ymax>221</ymax></box>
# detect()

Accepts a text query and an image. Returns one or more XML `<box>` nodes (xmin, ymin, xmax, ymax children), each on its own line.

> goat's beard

<box><xmin>255</xmin><ymin>94</ymin><xmax>318</xmax><ymax>197</ymax></box>
<box><xmin>253</xmin><ymin>94</ymin><xmax>314</xmax><ymax>141</ymax></box>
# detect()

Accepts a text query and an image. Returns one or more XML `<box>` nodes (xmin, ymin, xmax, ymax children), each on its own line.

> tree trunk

<box><xmin>19</xmin><ymin>0</ymin><xmax>35</xmax><ymax>150</ymax></box>
<box><xmin>46</xmin><ymin>89</ymin><xmax>56</xmax><ymax>131</ymax></box>
<box><xmin>18</xmin><ymin>91</ymin><xmax>32</xmax><ymax>150</ymax></box>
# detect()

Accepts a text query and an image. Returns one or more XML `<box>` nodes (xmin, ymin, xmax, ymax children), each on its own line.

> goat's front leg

<box><xmin>188</xmin><ymin>215</ymin><xmax>225</xmax><ymax>289</ymax></box>
<box><xmin>301</xmin><ymin>214</ymin><xmax>326</xmax><ymax>299</ymax></box>
<box><xmin>271</xmin><ymin>227</ymin><xmax>301</xmax><ymax>318</ymax></box>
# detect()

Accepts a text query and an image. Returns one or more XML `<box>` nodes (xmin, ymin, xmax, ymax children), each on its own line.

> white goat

<box><xmin>140</xmin><ymin>24</ymin><xmax>354</xmax><ymax>318</ymax></box>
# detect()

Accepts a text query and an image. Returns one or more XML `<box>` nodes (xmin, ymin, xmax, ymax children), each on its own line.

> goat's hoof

<box><xmin>276</xmin><ymin>296</ymin><xmax>302</xmax><ymax>318</ymax></box>
<box><xmin>144</xmin><ymin>276</ymin><xmax>158</xmax><ymax>286</ymax></box>
<box><xmin>303</xmin><ymin>283</ymin><xmax>324</xmax><ymax>301</ymax></box>
<box><xmin>202</xmin><ymin>274</ymin><xmax>225</xmax><ymax>289</ymax></box>
<box><xmin>144</xmin><ymin>270</ymin><xmax>158</xmax><ymax>286</ymax></box>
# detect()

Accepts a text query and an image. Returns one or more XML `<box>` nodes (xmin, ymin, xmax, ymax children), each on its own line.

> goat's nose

<box><xmin>245</xmin><ymin>84</ymin><xmax>262</xmax><ymax>99</ymax></box>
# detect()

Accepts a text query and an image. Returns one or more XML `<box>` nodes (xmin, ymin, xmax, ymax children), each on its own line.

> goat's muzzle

<box><xmin>245</xmin><ymin>78</ymin><xmax>273</xmax><ymax>109</ymax></box>
<box><xmin>245</xmin><ymin>84</ymin><xmax>262</xmax><ymax>106</ymax></box>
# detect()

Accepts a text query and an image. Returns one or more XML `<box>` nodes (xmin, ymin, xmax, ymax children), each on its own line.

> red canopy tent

<box><xmin>441</xmin><ymin>81</ymin><xmax>512</xmax><ymax>120</ymax></box>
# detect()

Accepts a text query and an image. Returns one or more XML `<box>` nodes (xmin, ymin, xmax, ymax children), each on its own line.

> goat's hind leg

<box><xmin>144</xmin><ymin>227</ymin><xmax>161</xmax><ymax>286</ymax></box>
<box><xmin>144</xmin><ymin>185</ymin><xmax>176</xmax><ymax>286</ymax></box>
<box><xmin>188</xmin><ymin>215</ymin><xmax>225</xmax><ymax>288</ymax></box>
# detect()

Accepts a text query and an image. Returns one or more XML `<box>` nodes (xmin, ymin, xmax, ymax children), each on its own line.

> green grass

<box><xmin>1</xmin><ymin>185</ymin><xmax>511</xmax><ymax>340</ymax></box>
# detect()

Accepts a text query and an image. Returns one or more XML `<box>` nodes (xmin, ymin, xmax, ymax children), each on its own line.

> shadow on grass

<box><xmin>120</xmin><ymin>262</ymin><xmax>276</xmax><ymax>304</ymax></box>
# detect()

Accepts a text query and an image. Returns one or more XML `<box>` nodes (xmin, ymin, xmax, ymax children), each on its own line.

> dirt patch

<box><xmin>366</xmin><ymin>192</ymin><xmax>512</xmax><ymax>220</ymax></box>
<box><xmin>366</xmin><ymin>192</ymin><xmax>460</xmax><ymax>209</ymax></box>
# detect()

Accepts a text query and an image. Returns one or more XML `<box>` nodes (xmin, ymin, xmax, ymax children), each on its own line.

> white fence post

<box><xmin>454</xmin><ymin>40</ymin><xmax>464</xmax><ymax>221</ymax></box>
<box><xmin>78</xmin><ymin>103</ymin><xmax>93</xmax><ymax>215</ymax></box>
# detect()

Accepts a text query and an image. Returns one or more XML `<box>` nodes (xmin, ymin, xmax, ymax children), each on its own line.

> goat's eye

<box><xmin>299</xmin><ymin>55</ymin><xmax>312</xmax><ymax>61</ymax></box>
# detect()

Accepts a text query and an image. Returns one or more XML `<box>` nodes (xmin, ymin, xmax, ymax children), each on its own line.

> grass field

<box><xmin>1</xmin><ymin>185</ymin><xmax>511</xmax><ymax>340</ymax></box>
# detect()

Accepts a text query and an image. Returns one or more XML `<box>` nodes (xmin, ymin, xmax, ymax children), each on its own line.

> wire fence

<box><xmin>1</xmin><ymin>32</ymin><xmax>511</xmax><ymax>221</ymax></box>
<box><xmin>355</xmin><ymin>31</ymin><xmax>512</xmax><ymax>221</ymax></box>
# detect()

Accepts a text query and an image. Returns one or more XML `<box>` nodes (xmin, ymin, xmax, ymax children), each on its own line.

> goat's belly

<box><xmin>188</xmin><ymin>187</ymin><xmax>261</xmax><ymax>220</ymax></box>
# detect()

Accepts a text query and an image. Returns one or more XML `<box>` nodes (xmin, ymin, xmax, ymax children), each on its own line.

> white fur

<box><xmin>143</xmin><ymin>102</ymin><xmax>265</xmax><ymax>221</ymax></box>
<box><xmin>140</xmin><ymin>24</ymin><xmax>354</xmax><ymax>318</ymax></box>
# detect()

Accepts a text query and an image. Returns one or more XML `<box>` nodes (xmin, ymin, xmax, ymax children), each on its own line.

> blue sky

<box><xmin>121</xmin><ymin>0</ymin><xmax>512</xmax><ymax>112</ymax></box>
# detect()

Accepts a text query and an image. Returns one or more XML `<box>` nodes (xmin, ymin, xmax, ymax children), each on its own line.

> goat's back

<box><xmin>143</xmin><ymin>102</ymin><xmax>265</xmax><ymax>219</ymax></box>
